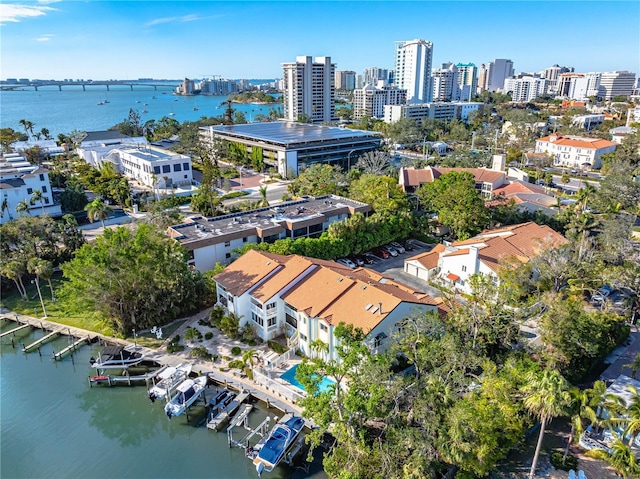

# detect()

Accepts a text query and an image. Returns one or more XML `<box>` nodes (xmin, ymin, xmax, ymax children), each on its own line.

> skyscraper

<box><xmin>486</xmin><ymin>59</ymin><xmax>514</xmax><ymax>92</ymax></box>
<box><xmin>456</xmin><ymin>63</ymin><xmax>478</xmax><ymax>101</ymax></box>
<box><xmin>362</xmin><ymin>67</ymin><xmax>389</xmax><ymax>87</ymax></box>
<box><xmin>393</xmin><ymin>39</ymin><xmax>433</xmax><ymax>103</ymax></box>
<box><xmin>282</xmin><ymin>56</ymin><xmax>336</xmax><ymax>123</ymax></box>
<box><xmin>598</xmin><ymin>71</ymin><xmax>636</xmax><ymax>100</ymax></box>
<box><xmin>432</xmin><ymin>63</ymin><xmax>459</xmax><ymax>102</ymax></box>
<box><xmin>335</xmin><ymin>70</ymin><xmax>356</xmax><ymax>90</ymax></box>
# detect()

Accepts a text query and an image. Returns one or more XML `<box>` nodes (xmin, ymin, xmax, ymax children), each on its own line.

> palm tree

<box><xmin>84</xmin><ymin>198</ymin><xmax>112</xmax><ymax>228</ymax></box>
<box><xmin>522</xmin><ymin>369</ymin><xmax>572</xmax><ymax>479</ymax></box>
<box><xmin>15</xmin><ymin>200</ymin><xmax>30</xmax><ymax>216</ymax></box>
<box><xmin>624</xmin><ymin>354</ymin><xmax>640</xmax><ymax>379</ymax></box>
<box><xmin>34</xmin><ymin>259</ymin><xmax>55</xmax><ymax>301</ymax></box>
<box><xmin>257</xmin><ymin>185</ymin><xmax>269</xmax><ymax>208</ymax></box>
<box><xmin>40</xmin><ymin>128</ymin><xmax>52</xmax><ymax>140</ymax></box>
<box><xmin>19</xmin><ymin>119</ymin><xmax>34</xmax><ymax>139</ymax></box>
<box><xmin>564</xmin><ymin>381</ymin><xmax>606</xmax><ymax>460</ymax></box>
<box><xmin>586</xmin><ymin>437</ymin><xmax>640</xmax><ymax>478</ymax></box>
<box><xmin>27</xmin><ymin>257</ymin><xmax>48</xmax><ymax>318</ymax></box>
<box><xmin>30</xmin><ymin>189</ymin><xmax>46</xmax><ymax>214</ymax></box>
<box><xmin>0</xmin><ymin>259</ymin><xmax>28</xmax><ymax>299</ymax></box>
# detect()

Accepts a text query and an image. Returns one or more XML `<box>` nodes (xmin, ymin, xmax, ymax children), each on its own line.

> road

<box><xmin>549</xmin><ymin>174</ymin><xmax>600</xmax><ymax>192</ymax></box>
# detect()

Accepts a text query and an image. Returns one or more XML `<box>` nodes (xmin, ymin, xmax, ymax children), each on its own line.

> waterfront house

<box><xmin>213</xmin><ymin>250</ymin><xmax>441</xmax><ymax>360</ymax></box>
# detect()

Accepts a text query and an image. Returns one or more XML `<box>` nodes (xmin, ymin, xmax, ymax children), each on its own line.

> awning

<box><xmin>446</xmin><ymin>273</ymin><xmax>460</xmax><ymax>282</ymax></box>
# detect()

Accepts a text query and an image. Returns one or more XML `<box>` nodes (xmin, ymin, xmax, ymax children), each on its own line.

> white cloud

<box><xmin>36</xmin><ymin>33</ymin><xmax>54</xmax><ymax>42</ymax></box>
<box><xmin>145</xmin><ymin>14</ymin><xmax>204</xmax><ymax>27</ymax></box>
<box><xmin>0</xmin><ymin>4</ymin><xmax>55</xmax><ymax>23</ymax></box>
<box><xmin>37</xmin><ymin>0</ymin><xmax>62</xmax><ymax>4</ymax></box>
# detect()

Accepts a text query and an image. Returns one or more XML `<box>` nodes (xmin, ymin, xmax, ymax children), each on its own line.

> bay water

<box><xmin>0</xmin><ymin>320</ymin><xmax>324</xmax><ymax>479</ymax></box>
<box><xmin>0</xmin><ymin>83</ymin><xmax>283</xmax><ymax>139</ymax></box>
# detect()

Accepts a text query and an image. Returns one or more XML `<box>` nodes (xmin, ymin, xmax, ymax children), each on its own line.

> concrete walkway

<box><xmin>600</xmin><ymin>324</ymin><xmax>640</xmax><ymax>381</ymax></box>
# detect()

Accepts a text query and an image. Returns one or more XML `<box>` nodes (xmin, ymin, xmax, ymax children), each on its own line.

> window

<box><xmin>42</xmin><ymin>186</ymin><xmax>47</xmax><ymax>193</ymax></box>
<box><xmin>285</xmin><ymin>313</ymin><xmax>297</xmax><ymax>328</ymax></box>
<box><xmin>461</xmin><ymin>265</ymin><xmax>467</xmax><ymax>272</ymax></box>
<box><xmin>183</xmin><ymin>162</ymin><xmax>190</xmax><ymax>170</ymax></box>
<box><xmin>44</xmin><ymin>198</ymin><xmax>50</xmax><ymax>204</ymax></box>
<box><xmin>268</xmin><ymin>317</ymin><xmax>277</xmax><ymax>327</ymax></box>
<box><xmin>225</xmin><ymin>252</ymin><xmax>231</xmax><ymax>259</ymax></box>
<box><xmin>374</xmin><ymin>332</ymin><xmax>387</xmax><ymax>348</ymax></box>
<box><xmin>153</xmin><ymin>166</ymin><xmax>160</xmax><ymax>174</ymax></box>
<box><xmin>173</xmin><ymin>163</ymin><xmax>182</xmax><ymax>172</ymax></box>
<box><xmin>320</xmin><ymin>323</ymin><xmax>328</xmax><ymax>332</ymax></box>
<box><xmin>162</xmin><ymin>165</ymin><xmax>170</xmax><ymax>173</ymax></box>
<box><xmin>300</xmin><ymin>333</ymin><xmax>308</xmax><ymax>342</ymax></box>
<box><xmin>243</xmin><ymin>237</ymin><xmax>248</xmax><ymax>243</ymax></box>
<box><xmin>224</xmin><ymin>241</ymin><xmax>231</xmax><ymax>247</ymax></box>
<box><xmin>27</xmin><ymin>188</ymin><xmax>33</xmax><ymax>194</ymax></box>
<box><xmin>39</xmin><ymin>174</ymin><xmax>45</xmax><ymax>181</ymax></box>
<box><xmin>251</xmin><ymin>312</ymin><xmax>264</xmax><ymax>326</ymax></box>
<box><xmin>266</xmin><ymin>302</ymin><xmax>276</xmax><ymax>311</ymax></box>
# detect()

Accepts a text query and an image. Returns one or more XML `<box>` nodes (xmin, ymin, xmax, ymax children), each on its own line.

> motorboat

<box><xmin>252</xmin><ymin>414</ymin><xmax>305</xmax><ymax>475</ymax></box>
<box><xmin>89</xmin><ymin>344</ymin><xmax>145</xmax><ymax>369</ymax></box>
<box><xmin>164</xmin><ymin>376</ymin><xmax>208</xmax><ymax>419</ymax></box>
<box><xmin>206</xmin><ymin>390</ymin><xmax>250</xmax><ymax>430</ymax></box>
<box><xmin>148</xmin><ymin>363</ymin><xmax>192</xmax><ymax>402</ymax></box>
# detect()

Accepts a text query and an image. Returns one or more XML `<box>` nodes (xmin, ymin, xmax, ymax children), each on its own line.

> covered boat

<box><xmin>148</xmin><ymin>363</ymin><xmax>192</xmax><ymax>402</ymax></box>
<box><xmin>164</xmin><ymin>376</ymin><xmax>208</xmax><ymax>419</ymax></box>
<box><xmin>253</xmin><ymin>414</ymin><xmax>305</xmax><ymax>475</ymax></box>
<box><xmin>89</xmin><ymin>344</ymin><xmax>145</xmax><ymax>369</ymax></box>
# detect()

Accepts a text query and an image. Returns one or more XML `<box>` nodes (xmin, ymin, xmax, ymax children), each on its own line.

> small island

<box><xmin>230</xmin><ymin>91</ymin><xmax>281</xmax><ymax>104</ymax></box>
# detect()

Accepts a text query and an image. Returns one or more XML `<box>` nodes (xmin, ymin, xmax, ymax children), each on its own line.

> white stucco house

<box><xmin>213</xmin><ymin>250</ymin><xmax>442</xmax><ymax>360</ymax></box>
<box><xmin>534</xmin><ymin>134</ymin><xmax>617</xmax><ymax>170</ymax></box>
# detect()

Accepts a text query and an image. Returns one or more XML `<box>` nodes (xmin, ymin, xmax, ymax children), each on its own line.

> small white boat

<box><xmin>252</xmin><ymin>414</ymin><xmax>305</xmax><ymax>475</ymax></box>
<box><xmin>164</xmin><ymin>376</ymin><xmax>208</xmax><ymax>419</ymax></box>
<box><xmin>148</xmin><ymin>363</ymin><xmax>192</xmax><ymax>402</ymax></box>
<box><xmin>90</xmin><ymin>344</ymin><xmax>145</xmax><ymax>369</ymax></box>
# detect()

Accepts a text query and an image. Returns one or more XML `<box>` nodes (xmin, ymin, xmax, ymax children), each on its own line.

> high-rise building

<box><xmin>503</xmin><ymin>77</ymin><xmax>548</xmax><ymax>102</ymax></box>
<box><xmin>478</xmin><ymin>63</ymin><xmax>489</xmax><ymax>92</ymax></box>
<box><xmin>353</xmin><ymin>84</ymin><xmax>407</xmax><ymax>119</ymax></box>
<box><xmin>542</xmin><ymin>64</ymin><xmax>574</xmax><ymax>93</ymax></box>
<box><xmin>335</xmin><ymin>70</ymin><xmax>356</xmax><ymax>90</ymax></box>
<box><xmin>598</xmin><ymin>71</ymin><xmax>636</xmax><ymax>100</ymax></box>
<box><xmin>282</xmin><ymin>56</ymin><xmax>337</xmax><ymax>123</ymax></box>
<box><xmin>432</xmin><ymin>62</ymin><xmax>459</xmax><ymax>102</ymax></box>
<box><xmin>456</xmin><ymin>63</ymin><xmax>478</xmax><ymax>101</ymax></box>
<box><xmin>486</xmin><ymin>59</ymin><xmax>514</xmax><ymax>92</ymax></box>
<box><xmin>393</xmin><ymin>39</ymin><xmax>433</xmax><ymax>103</ymax></box>
<box><xmin>362</xmin><ymin>67</ymin><xmax>389</xmax><ymax>87</ymax></box>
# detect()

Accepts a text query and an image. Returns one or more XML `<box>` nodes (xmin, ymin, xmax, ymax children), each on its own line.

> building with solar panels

<box><xmin>199</xmin><ymin>121</ymin><xmax>383</xmax><ymax>178</ymax></box>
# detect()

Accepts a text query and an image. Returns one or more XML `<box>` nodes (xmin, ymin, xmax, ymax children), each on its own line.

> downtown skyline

<box><xmin>0</xmin><ymin>1</ymin><xmax>638</xmax><ymax>81</ymax></box>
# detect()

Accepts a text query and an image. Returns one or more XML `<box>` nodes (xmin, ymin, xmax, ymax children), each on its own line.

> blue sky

<box><xmin>1</xmin><ymin>1</ymin><xmax>638</xmax><ymax>80</ymax></box>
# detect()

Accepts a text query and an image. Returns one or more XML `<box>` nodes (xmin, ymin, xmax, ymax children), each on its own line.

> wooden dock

<box><xmin>22</xmin><ymin>331</ymin><xmax>60</xmax><ymax>352</ymax></box>
<box><xmin>207</xmin><ymin>390</ymin><xmax>250</xmax><ymax>430</ymax></box>
<box><xmin>89</xmin><ymin>365</ymin><xmax>166</xmax><ymax>387</ymax></box>
<box><xmin>52</xmin><ymin>336</ymin><xmax>90</xmax><ymax>361</ymax></box>
<box><xmin>0</xmin><ymin>323</ymin><xmax>32</xmax><ymax>338</ymax></box>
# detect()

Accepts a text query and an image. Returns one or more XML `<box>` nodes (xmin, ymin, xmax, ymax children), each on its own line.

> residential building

<box><xmin>535</xmin><ymin>134</ymin><xmax>617</xmax><ymax>169</ymax></box>
<box><xmin>198</xmin><ymin>77</ymin><xmax>238</xmax><ymax>96</ymax></box>
<box><xmin>571</xmin><ymin>114</ymin><xmax>605</xmax><ymax>130</ymax></box>
<box><xmin>167</xmin><ymin>195</ymin><xmax>372</xmax><ymax>272</ymax></box>
<box><xmin>0</xmin><ymin>154</ymin><xmax>61</xmax><ymax>223</ymax></box>
<box><xmin>398</xmin><ymin>165</ymin><xmax>507</xmax><ymax>196</ymax></box>
<box><xmin>404</xmin><ymin>222</ymin><xmax>567</xmax><ymax>292</ymax></box>
<box><xmin>384</xmin><ymin>102</ymin><xmax>484</xmax><ymax>124</ymax></box>
<box><xmin>103</xmin><ymin>146</ymin><xmax>193</xmax><ymax>190</ymax></box>
<box><xmin>362</xmin><ymin>67</ymin><xmax>389</xmax><ymax>87</ymax></box>
<box><xmin>176</xmin><ymin>78</ymin><xmax>195</xmax><ymax>95</ymax></box>
<box><xmin>610</xmin><ymin>126</ymin><xmax>637</xmax><ymax>145</ymax></box>
<box><xmin>9</xmin><ymin>139</ymin><xmax>65</xmax><ymax>157</ymax></box>
<box><xmin>212</xmin><ymin>249</ymin><xmax>441</xmax><ymax>358</ymax></box>
<box><xmin>393</xmin><ymin>39</ymin><xmax>434</xmax><ymax>103</ymax></box>
<box><xmin>542</xmin><ymin>64</ymin><xmax>574</xmax><ymax>93</ymax></box>
<box><xmin>598</xmin><ymin>71</ymin><xmax>636</xmax><ymax>100</ymax></box>
<box><xmin>353</xmin><ymin>84</ymin><xmax>407</xmax><ymax>120</ymax></box>
<box><xmin>432</xmin><ymin>63</ymin><xmax>459</xmax><ymax>102</ymax></box>
<box><xmin>456</xmin><ymin>62</ymin><xmax>478</xmax><ymax>101</ymax></box>
<box><xmin>486</xmin><ymin>59</ymin><xmax>514</xmax><ymax>92</ymax></box>
<box><xmin>478</xmin><ymin>63</ymin><xmax>489</xmax><ymax>92</ymax></box>
<box><xmin>200</xmin><ymin>122</ymin><xmax>382</xmax><ymax>177</ymax></box>
<box><xmin>76</xmin><ymin>130</ymin><xmax>147</xmax><ymax>167</ymax></box>
<box><xmin>335</xmin><ymin>70</ymin><xmax>356</xmax><ymax>90</ymax></box>
<box><xmin>490</xmin><ymin>181</ymin><xmax>559</xmax><ymax>216</ymax></box>
<box><xmin>282</xmin><ymin>56</ymin><xmax>336</xmax><ymax>123</ymax></box>
<box><xmin>503</xmin><ymin>77</ymin><xmax>548</xmax><ymax>102</ymax></box>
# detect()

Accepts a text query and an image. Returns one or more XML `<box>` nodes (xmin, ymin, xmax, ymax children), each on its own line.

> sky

<box><xmin>1</xmin><ymin>0</ymin><xmax>638</xmax><ymax>80</ymax></box>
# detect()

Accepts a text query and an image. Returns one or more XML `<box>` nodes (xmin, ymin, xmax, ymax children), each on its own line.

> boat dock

<box><xmin>52</xmin><ymin>336</ymin><xmax>91</xmax><ymax>361</ymax></box>
<box><xmin>228</xmin><ymin>414</ymin><xmax>272</xmax><ymax>449</ymax></box>
<box><xmin>207</xmin><ymin>390</ymin><xmax>250</xmax><ymax>430</ymax></box>
<box><xmin>88</xmin><ymin>365</ymin><xmax>167</xmax><ymax>387</ymax></box>
<box><xmin>0</xmin><ymin>322</ymin><xmax>32</xmax><ymax>338</ymax></box>
<box><xmin>22</xmin><ymin>330</ymin><xmax>59</xmax><ymax>352</ymax></box>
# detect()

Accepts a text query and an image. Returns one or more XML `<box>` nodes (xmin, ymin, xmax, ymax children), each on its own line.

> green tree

<box><xmin>586</xmin><ymin>438</ymin><xmax>640</xmax><ymax>478</ymax></box>
<box><xmin>348</xmin><ymin>174</ymin><xmax>410</xmax><ymax>215</ymax></box>
<box><xmin>257</xmin><ymin>185</ymin><xmax>269</xmax><ymax>208</ymax></box>
<box><xmin>19</xmin><ymin>119</ymin><xmax>35</xmax><ymax>139</ymax></box>
<box><xmin>29</xmin><ymin>189</ymin><xmax>46</xmax><ymax>214</ymax></box>
<box><xmin>15</xmin><ymin>200</ymin><xmax>30</xmax><ymax>216</ymax></box>
<box><xmin>288</xmin><ymin>163</ymin><xmax>346</xmax><ymax>197</ymax></box>
<box><xmin>59</xmin><ymin>223</ymin><xmax>210</xmax><ymax>334</ymax></box>
<box><xmin>416</xmin><ymin>171</ymin><xmax>490</xmax><ymax>239</ymax></box>
<box><xmin>59</xmin><ymin>177</ymin><xmax>89</xmax><ymax>212</ymax></box>
<box><xmin>624</xmin><ymin>354</ymin><xmax>640</xmax><ymax>379</ymax></box>
<box><xmin>522</xmin><ymin>369</ymin><xmax>572</xmax><ymax>479</ymax></box>
<box><xmin>0</xmin><ymin>259</ymin><xmax>28</xmax><ymax>299</ymax></box>
<box><xmin>84</xmin><ymin>198</ymin><xmax>113</xmax><ymax>228</ymax></box>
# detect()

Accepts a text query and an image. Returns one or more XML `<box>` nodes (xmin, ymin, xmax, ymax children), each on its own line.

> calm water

<box><xmin>0</xmin><ymin>83</ymin><xmax>283</xmax><ymax>139</ymax></box>
<box><xmin>0</xmin><ymin>320</ymin><xmax>324</xmax><ymax>479</ymax></box>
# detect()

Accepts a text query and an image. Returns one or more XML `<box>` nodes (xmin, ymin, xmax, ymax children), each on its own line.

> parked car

<box><xmin>372</xmin><ymin>248</ymin><xmax>390</xmax><ymax>259</ymax></box>
<box><xmin>381</xmin><ymin>245</ymin><xmax>399</xmax><ymax>257</ymax></box>
<box><xmin>402</xmin><ymin>240</ymin><xmax>415</xmax><ymax>251</ymax></box>
<box><xmin>336</xmin><ymin>258</ymin><xmax>356</xmax><ymax>269</ymax></box>
<box><xmin>389</xmin><ymin>241</ymin><xmax>406</xmax><ymax>254</ymax></box>
<box><xmin>361</xmin><ymin>253</ymin><xmax>377</xmax><ymax>264</ymax></box>
<box><xmin>350</xmin><ymin>256</ymin><xmax>364</xmax><ymax>267</ymax></box>
<box><xmin>592</xmin><ymin>284</ymin><xmax>613</xmax><ymax>303</ymax></box>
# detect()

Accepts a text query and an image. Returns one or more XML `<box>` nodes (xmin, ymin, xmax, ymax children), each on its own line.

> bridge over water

<box><xmin>0</xmin><ymin>80</ymin><xmax>178</xmax><ymax>92</ymax></box>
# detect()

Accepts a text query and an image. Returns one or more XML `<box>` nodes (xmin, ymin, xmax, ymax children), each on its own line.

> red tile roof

<box><xmin>400</xmin><ymin>166</ymin><xmax>506</xmax><ymax>189</ymax></box>
<box><xmin>536</xmin><ymin>135</ymin><xmax>616</xmax><ymax>150</ymax></box>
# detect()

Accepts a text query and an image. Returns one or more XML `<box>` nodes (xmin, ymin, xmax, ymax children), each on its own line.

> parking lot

<box><xmin>358</xmin><ymin>241</ymin><xmax>444</xmax><ymax>299</ymax></box>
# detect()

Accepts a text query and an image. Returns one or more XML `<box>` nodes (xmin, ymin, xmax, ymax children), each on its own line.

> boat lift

<box><xmin>52</xmin><ymin>336</ymin><xmax>91</xmax><ymax>361</ymax></box>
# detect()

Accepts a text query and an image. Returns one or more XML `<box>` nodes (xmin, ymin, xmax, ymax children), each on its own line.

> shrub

<box><xmin>166</xmin><ymin>335</ymin><xmax>185</xmax><ymax>354</ymax></box>
<box><xmin>550</xmin><ymin>451</ymin><xmax>578</xmax><ymax>471</ymax></box>
<box><xmin>198</xmin><ymin>318</ymin><xmax>212</xmax><ymax>327</ymax></box>
<box><xmin>268</xmin><ymin>340</ymin><xmax>288</xmax><ymax>355</ymax></box>
<box><xmin>204</xmin><ymin>331</ymin><xmax>213</xmax><ymax>340</ymax></box>
<box><xmin>228</xmin><ymin>359</ymin><xmax>245</xmax><ymax>369</ymax></box>
<box><xmin>190</xmin><ymin>346</ymin><xmax>213</xmax><ymax>361</ymax></box>
<box><xmin>210</xmin><ymin>305</ymin><xmax>225</xmax><ymax>328</ymax></box>
<box><xmin>231</xmin><ymin>346</ymin><xmax>241</xmax><ymax>356</ymax></box>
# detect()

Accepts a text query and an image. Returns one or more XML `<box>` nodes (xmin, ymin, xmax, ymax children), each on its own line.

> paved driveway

<box><xmin>363</xmin><ymin>242</ymin><xmax>444</xmax><ymax>299</ymax></box>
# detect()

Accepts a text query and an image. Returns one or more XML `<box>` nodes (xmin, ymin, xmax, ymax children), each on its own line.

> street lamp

<box><xmin>132</xmin><ymin>328</ymin><xmax>137</xmax><ymax>347</ymax></box>
<box><xmin>31</xmin><ymin>279</ymin><xmax>47</xmax><ymax>318</ymax></box>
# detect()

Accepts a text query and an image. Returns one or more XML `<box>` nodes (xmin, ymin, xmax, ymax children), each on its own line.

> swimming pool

<box><xmin>280</xmin><ymin>364</ymin><xmax>335</xmax><ymax>394</ymax></box>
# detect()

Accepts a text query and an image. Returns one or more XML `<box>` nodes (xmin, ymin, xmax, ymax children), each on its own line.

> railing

<box><xmin>253</xmin><ymin>369</ymin><xmax>306</xmax><ymax>404</ymax></box>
